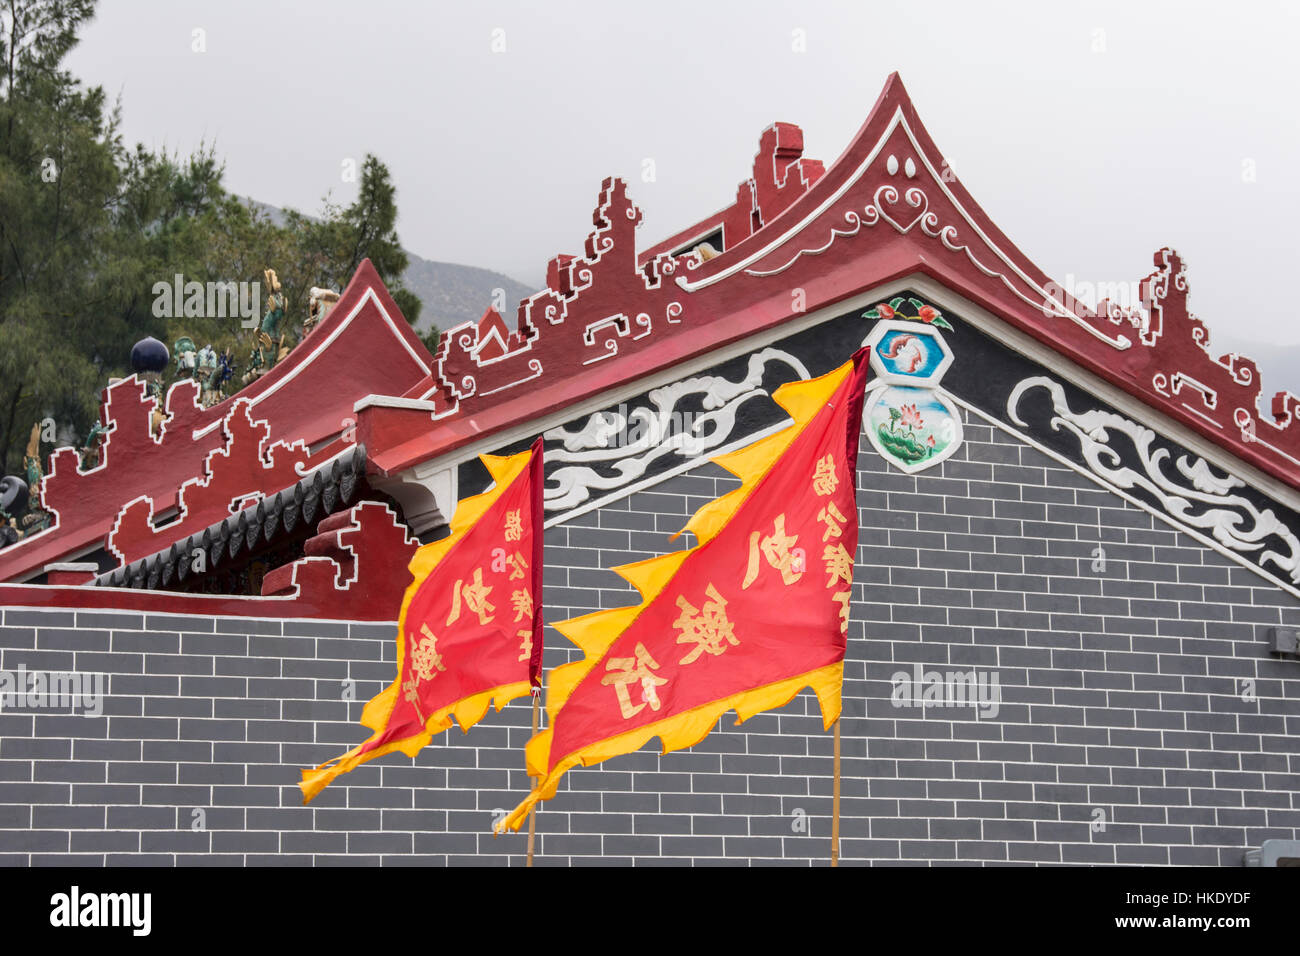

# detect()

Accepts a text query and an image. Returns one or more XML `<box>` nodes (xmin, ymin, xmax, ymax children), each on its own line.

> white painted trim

<box><xmin>676</xmin><ymin>112</ymin><xmax>900</xmax><ymax>290</ymax></box>
<box><xmin>951</xmin><ymin>394</ymin><xmax>1300</xmax><ymax>601</ymax></box>
<box><xmin>193</xmin><ymin>287</ymin><xmax>430</xmax><ymax>442</ymax></box>
<box><xmin>283</xmin><ymin>272</ymin><xmax>1300</xmax><ymax>610</ymax></box>
<box><xmin>675</xmin><ymin>107</ymin><xmax>1127</xmax><ymax>348</ymax></box>
<box><xmin>403</xmin><ymin>283</ymin><xmax>902</xmax><ymax>484</ymax></box>
<box><xmin>1240</xmin><ymin>426</ymin><xmax>1300</xmax><ymax>470</ymax></box>
<box><xmin>400</xmin><ymin>272</ymin><xmax>1300</xmax><ymax>531</ymax></box>
<box><xmin>907</xmin><ymin>275</ymin><xmax>1300</xmax><ymax>515</ymax></box>
<box><xmin>0</xmin><ymin>595</ymin><xmax>398</xmax><ymax>627</ymax></box>
<box><xmin>354</xmin><ymin>395</ymin><xmax>441</xmax><ymax>414</ymax></box>
<box><xmin>542</xmin><ymin>418</ymin><xmax>793</xmax><ymax>530</ymax></box>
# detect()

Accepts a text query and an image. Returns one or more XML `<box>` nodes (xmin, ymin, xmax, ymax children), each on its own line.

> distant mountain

<box><xmin>400</xmin><ymin>257</ymin><xmax>534</xmax><ymax>334</ymax></box>
<box><xmin>242</xmin><ymin>198</ymin><xmax>534</xmax><ymax>334</ymax></box>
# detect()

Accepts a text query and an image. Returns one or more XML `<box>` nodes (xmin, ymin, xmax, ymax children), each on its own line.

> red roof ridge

<box><xmin>372</xmin><ymin>73</ymin><xmax>1299</xmax><ymax>493</ymax></box>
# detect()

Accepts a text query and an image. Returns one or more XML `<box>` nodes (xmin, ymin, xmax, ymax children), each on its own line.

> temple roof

<box><xmin>3</xmin><ymin>72</ymin><xmax>1297</xmax><ymax>602</ymax></box>
<box><xmin>0</xmin><ymin>263</ymin><xmax>431</xmax><ymax>583</ymax></box>
<box><xmin>359</xmin><ymin>74</ymin><xmax>1300</xmax><ymax>502</ymax></box>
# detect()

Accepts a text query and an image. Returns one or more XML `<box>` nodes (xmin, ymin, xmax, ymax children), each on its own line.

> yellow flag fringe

<box><xmin>300</xmin><ymin>449</ymin><xmax>536</xmax><ymax>803</ymax></box>
<box><xmin>497</xmin><ymin>361</ymin><xmax>855</xmax><ymax>832</ymax></box>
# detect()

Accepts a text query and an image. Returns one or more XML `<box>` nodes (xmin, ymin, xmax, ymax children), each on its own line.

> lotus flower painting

<box><xmin>861</xmin><ymin>303</ymin><xmax>961</xmax><ymax>473</ymax></box>
<box><xmin>864</xmin><ymin>385</ymin><xmax>963</xmax><ymax>473</ymax></box>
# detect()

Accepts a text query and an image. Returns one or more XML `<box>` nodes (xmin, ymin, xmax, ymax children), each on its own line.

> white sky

<box><xmin>68</xmin><ymin>0</ymin><xmax>1300</xmax><ymax>371</ymax></box>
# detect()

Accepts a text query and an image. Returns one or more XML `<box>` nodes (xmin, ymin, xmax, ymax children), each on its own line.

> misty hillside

<box><xmin>243</xmin><ymin>198</ymin><xmax>534</xmax><ymax>334</ymax></box>
<box><xmin>401</xmin><ymin>257</ymin><xmax>534</xmax><ymax>334</ymax></box>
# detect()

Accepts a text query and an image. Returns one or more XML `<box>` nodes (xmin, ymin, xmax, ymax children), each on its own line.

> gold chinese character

<box><xmin>517</xmin><ymin>628</ymin><xmax>533</xmax><ymax>663</ymax></box>
<box><xmin>812</xmin><ymin>453</ymin><xmax>838</xmax><ymax>496</ymax></box>
<box><xmin>402</xmin><ymin>675</ymin><xmax>424</xmax><ymax>723</ymax></box>
<box><xmin>411</xmin><ymin>623</ymin><xmax>447</xmax><ymax>681</ymax></box>
<box><xmin>505</xmin><ymin>550</ymin><xmax>529</xmax><ymax>581</ymax></box>
<box><xmin>447</xmin><ymin>567</ymin><xmax>496</xmax><ymax>625</ymax></box>
<box><xmin>511</xmin><ymin>588</ymin><xmax>534</xmax><ymax>622</ymax></box>
<box><xmin>674</xmin><ymin>583</ymin><xmax>740</xmax><ymax>665</ymax></box>
<box><xmin>504</xmin><ymin>509</ymin><xmax>523</xmax><ymax>543</ymax></box>
<box><xmin>818</xmin><ymin>502</ymin><xmax>846</xmax><ymax>542</ymax></box>
<box><xmin>831</xmin><ymin>589</ymin><xmax>851</xmax><ymax>635</ymax></box>
<box><xmin>601</xmin><ymin>642</ymin><xmax>668</xmax><ymax>719</ymax></box>
<box><xmin>742</xmin><ymin>514</ymin><xmax>803</xmax><ymax>589</ymax></box>
<box><xmin>823</xmin><ymin>542</ymin><xmax>853</xmax><ymax>589</ymax></box>
<box><xmin>405</xmin><ymin>623</ymin><xmax>447</xmax><ymax>720</ymax></box>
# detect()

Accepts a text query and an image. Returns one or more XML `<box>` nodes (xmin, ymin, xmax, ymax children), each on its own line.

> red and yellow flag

<box><xmin>301</xmin><ymin>436</ymin><xmax>545</xmax><ymax>802</ymax></box>
<box><xmin>498</xmin><ymin>350</ymin><xmax>869</xmax><ymax>831</ymax></box>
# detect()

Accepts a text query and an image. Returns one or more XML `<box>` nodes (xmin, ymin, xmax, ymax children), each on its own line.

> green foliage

<box><xmin>419</xmin><ymin>325</ymin><xmax>441</xmax><ymax>356</ymax></box>
<box><xmin>1</xmin><ymin>0</ymin><xmax>125</xmax><ymax>472</ymax></box>
<box><xmin>286</xmin><ymin>153</ymin><xmax>423</xmax><ymax>326</ymax></box>
<box><xmin>0</xmin><ymin>1</ymin><xmax>424</xmax><ymax>474</ymax></box>
<box><xmin>876</xmin><ymin>423</ymin><xmax>931</xmax><ymax>463</ymax></box>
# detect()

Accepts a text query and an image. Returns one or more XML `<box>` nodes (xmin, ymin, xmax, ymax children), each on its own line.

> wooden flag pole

<box><xmin>831</xmin><ymin>716</ymin><xmax>841</xmax><ymax>867</ymax></box>
<box><xmin>526</xmin><ymin>689</ymin><xmax>541</xmax><ymax>867</ymax></box>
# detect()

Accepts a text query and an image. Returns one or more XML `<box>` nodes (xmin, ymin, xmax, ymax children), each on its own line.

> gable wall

<box><xmin>2</xmin><ymin>399</ymin><xmax>1298</xmax><ymax>865</ymax></box>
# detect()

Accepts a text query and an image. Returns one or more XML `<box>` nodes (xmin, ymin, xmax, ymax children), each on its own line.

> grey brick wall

<box><xmin>1</xmin><ymin>406</ymin><xmax>1298</xmax><ymax>865</ymax></box>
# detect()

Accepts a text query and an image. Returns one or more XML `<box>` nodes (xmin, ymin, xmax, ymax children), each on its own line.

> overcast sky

<box><xmin>67</xmin><ymin>1</ymin><xmax>1300</xmax><ymax>382</ymax></box>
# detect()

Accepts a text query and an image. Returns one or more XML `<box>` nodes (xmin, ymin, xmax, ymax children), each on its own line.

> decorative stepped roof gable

<box><xmin>358</xmin><ymin>73</ymin><xmax>1300</xmax><ymax>495</ymax></box>
<box><xmin>95</xmin><ymin>444</ymin><xmax>368</xmax><ymax>591</ymax></box>
<box><xmin>638</xmin><ymin>120</ymin><xmax>826</xmax><ymax>264</ymax></box>
<box><xmin>105</xmin><ymin>397</ymin><xmax>337</xmax><ymax>568</ymax></box>
<box><xmin>4</xmin><ymin>72</ymin><xmax>1296</xmax><ymax>603</ymax></box>
<box><xmin>0</xmin><ymin>491</ymin><xmax>417</xmax><ymax>621</ymax></box>
<box><xmin>0</xmin><ymin>259</ymin><xmax>433</xmax><ymax>583</ymax></box>
<box><xmin>469</xmin><ymin>307</ymin><xmax>522</xmax><ymax>363</ymax></box>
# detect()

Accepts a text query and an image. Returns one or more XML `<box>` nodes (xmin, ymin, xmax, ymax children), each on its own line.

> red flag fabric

<box><xmin>301</xmin><ymin>437</ymin><xmax>545</xmax><ymax>802</ymax></box>
<box><xmin>498</xmin><ymin>350</ymin><xmax>869</xmax><ymax>830</ymax></box>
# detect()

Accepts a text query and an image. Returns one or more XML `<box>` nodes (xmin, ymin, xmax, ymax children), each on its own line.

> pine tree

<box><xmin>288</xmin><ymin>153</ymin><xmax>424</xmax><ymax>327</ymax></box>
<box><xmin>0</xmin><ymin>2</ymin><xmax>427</xmax><ymax>473</ymax></box>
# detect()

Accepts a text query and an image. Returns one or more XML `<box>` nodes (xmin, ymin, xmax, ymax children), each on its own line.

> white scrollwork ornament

<box><xmin>1008</xmin><ymin>376</ymin><xmax>1300</xmax><ymax>584</ymax></box>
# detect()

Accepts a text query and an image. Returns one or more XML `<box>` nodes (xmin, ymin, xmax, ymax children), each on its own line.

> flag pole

<box><xmin>526</xmin><ymin>689</ymin><xmax>541</xmax><ymax>867</ymax></box>
<box><xmin>831</xmin><ymin>716</ymin><xmax>841</xmax><ymax>867</ymax></box>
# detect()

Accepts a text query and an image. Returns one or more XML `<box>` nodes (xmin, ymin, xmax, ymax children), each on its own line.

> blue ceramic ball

<box><xmin>0</xmin><ymin>475</ymin><xmax>28</xmax><ymax>515</ymax></box>
<box><xmin>131</xmin><ymin>336</ymin><xmax>170</xmax><ymax>374</ymax></box>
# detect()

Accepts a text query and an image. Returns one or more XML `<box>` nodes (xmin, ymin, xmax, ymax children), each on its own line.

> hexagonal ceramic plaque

<box><xmin>861</xmin><ymin>319</ymin><xmax>961</xmax><ymax>473</ymax></box>
<box><xmin>863</xmin><ymin>319</ymin><xmax>954</xmax><ymax>387</ymax></box>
